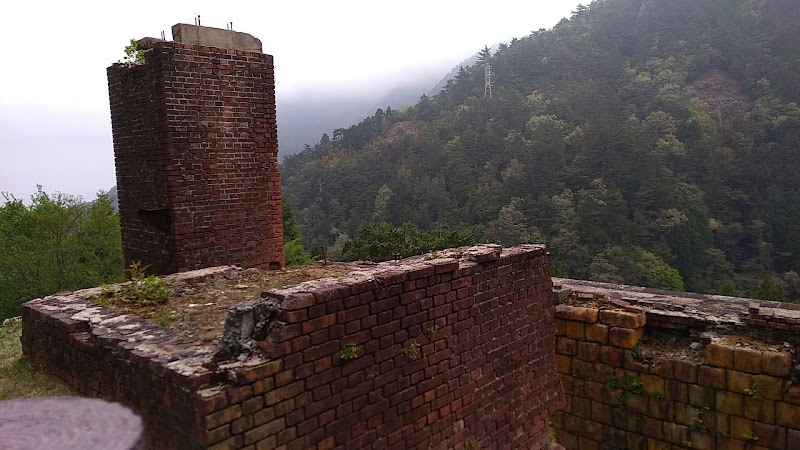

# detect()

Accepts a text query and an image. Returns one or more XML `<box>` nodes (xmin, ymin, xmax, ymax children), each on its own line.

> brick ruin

<box><xmin>22</xmin><ymin>244</ymin><xmax>562</xmax><ymax>449</ymax></box>
<box><xmin>20</xmin><ymin>22</ymin><xmax>800</xmax><ymax>450</ymax></box>
<box><xmin>551</xmin><ymin>279</ymin><xmax>800</xmax><ymax>449</ymax></box>
<box><xmin>107</xmin><ymin>24</ymin><xmax>283</xmax><ymax>275</ymax></box>
<box><xmin>23</xmin><ymin>245</ymin><xmax>800</xmax><ymax>450</ymax></box>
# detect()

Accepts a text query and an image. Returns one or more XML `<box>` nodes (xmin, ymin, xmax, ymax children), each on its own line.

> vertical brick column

<box><xmin>107</xmin><ymin>25</ymin><xmax>283</xmax><ymax>275</ymax></box>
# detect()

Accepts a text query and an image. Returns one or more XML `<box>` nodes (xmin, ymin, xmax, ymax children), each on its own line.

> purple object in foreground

<box><xmin>0</xmin><ymin>396</ymin><xmax>144</xmax><ymax>450</ymax></box>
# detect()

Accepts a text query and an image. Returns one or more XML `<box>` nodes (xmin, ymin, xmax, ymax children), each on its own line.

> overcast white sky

<box><xmin>0</xmin><ymin>0</ymin><xmax>582</xmax><ymax>201</ymax></box>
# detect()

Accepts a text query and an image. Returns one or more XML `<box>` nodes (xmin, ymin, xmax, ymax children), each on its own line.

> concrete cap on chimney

<box><xmin>171</xmin><ymin>23</ymin><xmax>262</xmax><ymax>53</ymax></box>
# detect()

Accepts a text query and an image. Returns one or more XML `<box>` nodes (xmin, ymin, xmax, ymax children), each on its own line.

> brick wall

<box><xmin>551</xmin><ymin>284</ymin><xmax>800</xmax><ymax>450</ymax></box>
<box><xmin>107</xmin><ymin>40</ymin><xmax>283</xmax><ymax>274</ymax></box>
<box><xmin>23</xmin><ymin>245</ymin><xmax>562</xmax><ymax>449</ymax></box>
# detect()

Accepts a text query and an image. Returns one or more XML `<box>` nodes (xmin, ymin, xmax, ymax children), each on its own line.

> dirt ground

<box><xmin>91</xmin><ymin>262</ymin><xmax>363</xmax><ymax>345</ymax></box>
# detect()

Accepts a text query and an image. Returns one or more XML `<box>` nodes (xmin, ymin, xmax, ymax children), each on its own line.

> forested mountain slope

<box><xmin>282</xmin><ymin>0</ymin><xmax>800</xmax><ymax>299</ymax></box>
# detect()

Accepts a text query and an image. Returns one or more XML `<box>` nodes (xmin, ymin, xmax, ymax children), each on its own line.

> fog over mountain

<box><xmin>1</xmin><ymin>0</ymin><xmax>584</xmax><ymax>201</ymax></box>
<box><xmin>1</xmin><ymin>58</ymin><xmax>471</xmax><ymax>199</ymax></box>
<box><xmin>277</xmin><ymin>48</ymin><xmax>500</xmax><ymax>157</ymax></box>
<box><xmin>277</xmin><ymin>67</ymin><xmax>447</xmax><ymax>157</ymax></box>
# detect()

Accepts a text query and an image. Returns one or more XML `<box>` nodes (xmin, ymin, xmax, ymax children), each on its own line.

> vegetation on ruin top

<box><xmin>89</xmin><ymin>262</ymin><xmax>361</xmax><ymax>344</ymax></box>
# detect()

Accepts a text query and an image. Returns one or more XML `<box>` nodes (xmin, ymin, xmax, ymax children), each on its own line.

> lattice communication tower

<box><xmin>484</xmin><ymin>63</ymin><xmax>493</xmax><ymax>98</ymax></box>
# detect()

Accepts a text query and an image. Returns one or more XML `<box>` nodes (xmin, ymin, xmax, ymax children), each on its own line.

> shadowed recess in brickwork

<box><xmin>22</xmin><ymin>244</ymin><xmax>563</xmax><ymax>449</ymax></box>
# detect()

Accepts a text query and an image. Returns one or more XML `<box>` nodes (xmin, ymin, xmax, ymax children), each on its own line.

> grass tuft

<box><xmin>0</xmin><ymin>321</ymin><xmax>74</xmax><ymax>399</ymax></box>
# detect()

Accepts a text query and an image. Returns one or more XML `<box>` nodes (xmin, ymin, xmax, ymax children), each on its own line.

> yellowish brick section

<box><xmin>706</xmin><ymin>342</ymin><xmax>735</xmax><ymax>369</ymax></box>
<box><xmin>598</xmin><ymin>310</ymin><xmax>646</xmax><ymax>329</ymax></box>
<box><xmin>608</xmin><ymin>326</ymin><xmax>643</xmax><ymax>348</ymax></box>
<box><xmin>585</xmin><ymin>323</ymin><xmax>609</xmax><ymax>344</ymax></box>
<box><xmin>554</xmin><ymin>305</ymin><xmax>599</xmax><ymax>323</ymax></box>
<box><xmin>565</xmin><ymin>320</ymin><xmax>586</xmax><ymax>340</ymax></box>
<box><xmin>763</xmin><ymin>351</ymin><xmax>792</xmax><ymax>377</ymax></box>
<box><xmin>734</xmin><ymin>347</ymin><xmax>763</xmax><ymax>374</ymax></box>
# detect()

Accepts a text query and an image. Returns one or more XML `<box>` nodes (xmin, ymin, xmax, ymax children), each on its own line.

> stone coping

<box><xmin>24</xmin><ymin>244</ymin><xmax>545</xmax><ymax>392</ymax></box>
<box><xmin>554</xmin><ymin>278</ymin><xmax>800</xmax><ymax>334</ymax></box>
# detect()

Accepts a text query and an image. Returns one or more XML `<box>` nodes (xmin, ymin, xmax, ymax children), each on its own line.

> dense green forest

<box><xmin>0</xmin><ymin>189</ymin><xmax>124</xmax><ymax>321</ymax></box>
<box><xmin>282</xmin><ymin>0</ymin><xmax>800</xmax><ymax>299</ymax></box>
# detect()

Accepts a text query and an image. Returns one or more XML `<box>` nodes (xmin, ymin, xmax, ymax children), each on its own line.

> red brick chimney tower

<box><xmin>107</xmin><ymin>24</ymin><xmax>283</xmax><ymax>275</ymax></box>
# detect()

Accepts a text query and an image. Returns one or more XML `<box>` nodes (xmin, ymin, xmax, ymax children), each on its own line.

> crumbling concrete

<box><xmin>171</xmin><ymin>23</ymin><xmax>262</xmax><ymax>52</ymax></box>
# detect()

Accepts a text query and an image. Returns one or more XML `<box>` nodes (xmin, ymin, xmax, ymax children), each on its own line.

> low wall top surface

<box><xmin>554</xmin><ymin>278</ymin><xmax>800</xmax><ymax>333</ymax></box>
<box><xmin>23</xmin><ymin>244</ymin><xmax>562</xmax><ymax>449</ymax></box>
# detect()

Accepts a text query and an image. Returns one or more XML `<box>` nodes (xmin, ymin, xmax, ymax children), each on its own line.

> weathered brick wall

<box><xmin>21</xmin><ymin>267</ymin><xmax>232</xmax><ymax>448</ymax></box>
<box><xmin>107</xmin><ymin>53</ymin><xmax>174</xmax><ymax>274</ymax></box>
<box><xmin>107</xmin><ymin>39</ymin><xmax>283</xmax><ymax>274</ymax></box>
<box><xmin>551</xmin><ymin>281</ymin><xmax>800</xmax><ymax>450</ymax></box>
<box><xmin>23</xmin><ymin>245</ymin><xmax>563</xmax><ymax>449</ymax></box>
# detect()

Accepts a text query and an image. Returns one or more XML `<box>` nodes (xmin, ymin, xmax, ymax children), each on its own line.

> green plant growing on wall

<box><xmin>630</xmin><ymin>376</ymin><xmax>645</xmax><ymax>395</ymax></box>
<box><xmin>339</xmin><ymin>343</ymin><xmax>358</xmax><ymax>361</ymax></box>
<box><xmin>426</xmin><ymin>325</ymin><xmax>440</xmax><ymax>339</ymax></box>
<box><xmin>744</xmin><ymin>427</ymin><xmax>759</xmax><ymax>441</ymax></box>
<box><xmin>652</xmin><ymin>391</ymin><xmax>668</xmax><ymax>401</ymax></box>
<box><xmin>404</xmin><ymin>340</ymin><xmax>422</xmax><ymax>359</ymax></box>
<box><xmin>631</xmin><ymin>340</ymin><xmax>643</xmax><ymax>360</ymax></box>
<box><xmin>93</xmin><ymin>262</ymin><xmax>173</xmax><ymax>306</ymax></box>
<box><xmin>94</xmin><ymin>285</ymin><xmax>117</xmax><ymax>306</ymax></box>
<box><xmin>122</xmin><ymin>262</ymin><xmax>172</xmax><ymax>305</ymax></box>
<box><xmin>547</xmin><ymin>421</ymin><xmax>557</xmax><ymax>443</ymax></box>
<box><xmin>424</xmin><ymin>251</ymin><xmax>442</xmax><ymax>260</ymax></box>
<box><xmin>617</xmin><ymin>390</ymin><xmax>628</xmax><ymax>410</ymax></box>
<box><xmin>464</xmin><ymin>437</ymin><xmax>479</xmax><ymax>450</ymax></box>
<box><xmin>152</xmin><ymin>312</ymin><xmax>175</xmax><ymax>327</ymax></box>
<box><xmin>689</xmin><ymin>409</ymin><xmax>707</xmax><ymax>432</ymax></box>
<box><xmin>123</xmin><ymin>39</ymin><xmax>144</xmax><ymax>64</ymax></box>
<box><xmin>744</xmin><ymin>382</ymin><xmax>763</xmax><ymax>400</ymax></box>
<box><xmin>606</xmin><ymin>369</ymin><xmax>620</xmax><ymax>389</ymax></box>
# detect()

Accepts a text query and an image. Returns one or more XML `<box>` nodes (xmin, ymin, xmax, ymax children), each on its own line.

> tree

<box><xmin>282</xmin><ymin>202</ymin><xmax>303</xmax><ymax>242</ymax></box>
<box><xmin>600</xmin><ymin>246</ymin><xmax>686</xmax><ymax>291</ymax></box>
<box><xmin>282</xmin><ymin>202</ymin><xmax>312</xmax><ymax>266</ymax></box>
<box><xmin>371</xmin><ymin>185</ymin><xmax>393</xmax><ymax>222</ymax></box>
<box><xmin>477</xmin><ymin>45</ymin><xmax>492</xmax><ymax>65</ymax></box>
<box><xmin>0</xmin><ymin>188</ymin><xmax>124</xmax><ymax>321</ymax></box>
<box><xmin>342</xmin><ymin>222</ymin><xmax>473</xmax><ymax>262</ymax></box>
<box><xmin>122</xmin><ymin>39</ymin><xmax>144</xmax><ymax>64</ymax></box>
<box><xmin>756</xmin><ymin>274</ymin><xmax>785</xmax><ymax>301</ymax></box>
<box><xmin>484</xmin><ymin>198</ymin><xmax>542</xmax><ymax>246</ymax></box>
<box><xmin>342</xmin><ymin>222</ymin><xmax>406</xmax><ymax>262</ymax></box>
<box><xmin>588</xmin><ymin>253</ymin><xmax>624</xmax><ymax>284</ymax></box>
<box><xmin>76</xmin><ymin>195</ymin><xmax>124</xmax><ymax>284</ymax></box>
